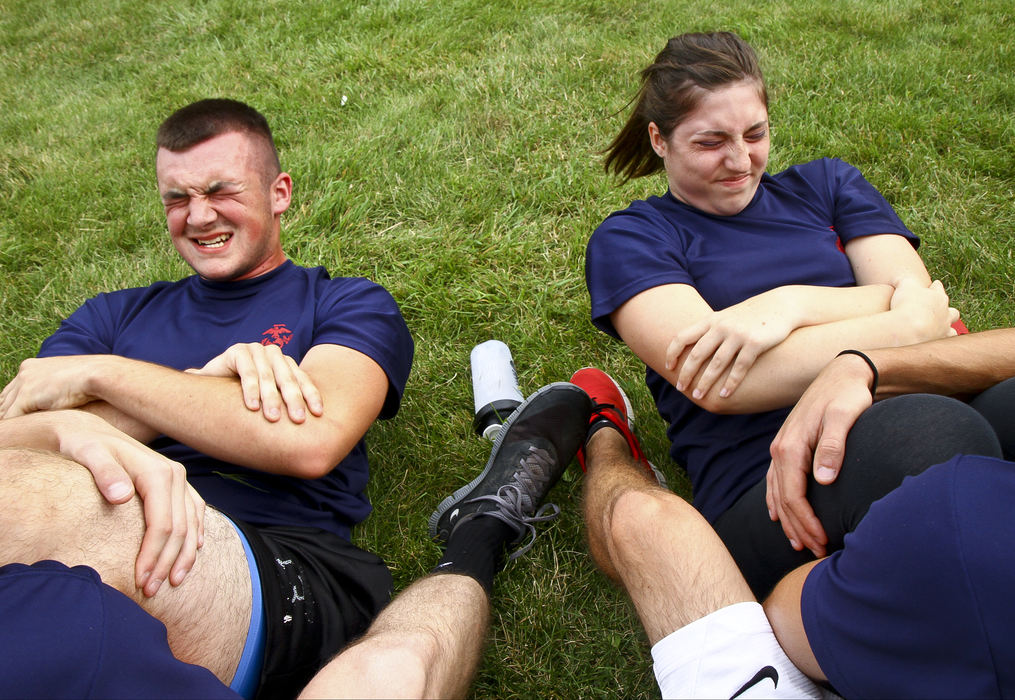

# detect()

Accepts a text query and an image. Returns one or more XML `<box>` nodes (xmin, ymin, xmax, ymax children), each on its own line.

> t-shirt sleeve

<box><xmin>586</xmin><ymin>202</ymin><xmax>693</xmax><ymax>339</ymax></box>
<box><xmin>37</xmin><ymin>295</ymin><xmax>118</xmax><ymax>357</ymax></box>
<box><xmin>315</xmin><ymin>279</ymin><xmax>414</xmax><ymax>419</ymax></box>
<box><xmin>824</xmin><ymin>158</ymin><xmax>919</xmax><ymax>248</ymax></box>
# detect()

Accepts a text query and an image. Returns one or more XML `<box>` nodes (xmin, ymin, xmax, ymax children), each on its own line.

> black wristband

<box><xmin>836</xmin><ymin>349</ymin><xmax>879</xmax><ymax>398</ymax></box>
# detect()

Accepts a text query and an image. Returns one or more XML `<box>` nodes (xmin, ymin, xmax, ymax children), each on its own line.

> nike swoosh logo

<box><xmin>730</xmin><ymin>666</ymin><xmax>779</xmax><ymax>699</ymax></box>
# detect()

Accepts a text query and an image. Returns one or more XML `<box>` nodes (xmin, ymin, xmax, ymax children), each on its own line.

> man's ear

<box><xmin>270</xmin><ymin>172</ymin><xmax>293</xmax><ymax>216</ymax></box>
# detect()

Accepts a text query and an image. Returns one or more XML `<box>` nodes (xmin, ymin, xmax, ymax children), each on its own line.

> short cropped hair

<box><xmin>156</xmin><ymin>98</ymin><xmax>281</xmax><ymax>175</ymax></box>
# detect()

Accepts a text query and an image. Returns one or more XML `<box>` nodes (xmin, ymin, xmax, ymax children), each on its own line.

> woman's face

<box><xmin>650</xmin><ymin>81</ymin><xmax>769</xmax><ymax>216</ymax></box>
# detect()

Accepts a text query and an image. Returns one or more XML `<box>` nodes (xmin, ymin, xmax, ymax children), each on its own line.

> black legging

<box><xmin>714</xmin><ymin>380</ymin><xmax>1015</xmax><ymax>599</ymax></box>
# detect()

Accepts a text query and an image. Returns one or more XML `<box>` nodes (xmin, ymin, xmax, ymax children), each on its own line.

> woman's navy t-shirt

<box><xmin>586</xmin><ymin>158</ymin><xmax>917</xmax><ymax>521</ymax></box>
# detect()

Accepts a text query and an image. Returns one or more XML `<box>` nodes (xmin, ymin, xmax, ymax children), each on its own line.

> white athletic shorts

<box><xmin>652</xmin><ymin>602</ymin><xmax>835</xmax><ymax>699</ymax></box>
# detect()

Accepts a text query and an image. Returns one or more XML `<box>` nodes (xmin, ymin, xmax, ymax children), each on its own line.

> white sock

<box><xmin>652</xmin><ymin>602</ymin><xmax>829</xmax><ymax>699</ymax></box>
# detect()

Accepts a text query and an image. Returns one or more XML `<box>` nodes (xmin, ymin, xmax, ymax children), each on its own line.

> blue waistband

<box><xmin>224</xmin><ymin>516</ymin><xmax>266</xmax><ymax>700</ymax></box>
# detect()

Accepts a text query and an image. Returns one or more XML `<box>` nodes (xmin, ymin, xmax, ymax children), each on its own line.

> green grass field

<box><xmin>2</xmin><ymin>0</ymin><xmax>1013</xmax><ymax>696</ymax></box>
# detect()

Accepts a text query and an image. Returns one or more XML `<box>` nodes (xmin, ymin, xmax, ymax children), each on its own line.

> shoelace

<box><xmin>468</xmin><ymin>445</ymin><xmax>560</xmax><ymax>560</ymax></box>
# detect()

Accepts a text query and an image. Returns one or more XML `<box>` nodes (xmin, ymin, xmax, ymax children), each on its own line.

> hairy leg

<box><xmin>582</xmin><ymin>429</ymin><xmax>753</xmax><ymax>644</ymax></box>
<box><xmin>0</xmin><ymin>448</ymin><xmax>251</xmax><ymax>683</ymax></box>
<box><xmin>300</xmin><ymin>573</ymin><xmax>489</xmax><ymax>699</ymax></box>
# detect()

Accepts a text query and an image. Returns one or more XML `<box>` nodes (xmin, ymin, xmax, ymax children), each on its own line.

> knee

<box><xmin>0</xmin><ymin>448</ymin><xmax>135</xmax><ymax>564</ymax></box>
<box><xmin>848</xmin><ymin>393</ymin><xmax>1001</xmax><ymax>467</ymax></box>
<box><xmin>328</xmin><ymin>633</ymin><xmax>430</xmax><ymax>698</ymax></box>
<box><xmin>0</xmin><ymin>448</ymin><xmax>105</xmax><ymax>512</ymax></box>
<box><xmin>607</xmin><ymin>487</ymin><xmax>687</xmax><ymax>554</ymax></box>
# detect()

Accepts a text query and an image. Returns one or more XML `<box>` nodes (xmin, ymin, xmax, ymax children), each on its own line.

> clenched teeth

<box><xmin>196</xmin><ymin>233</ymin><xmax>232</xmax><ymax>248</ymax></box>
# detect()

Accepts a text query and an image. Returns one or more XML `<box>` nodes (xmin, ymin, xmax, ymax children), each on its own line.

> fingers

<box><xmin>769</xmin><ymin>426</ymin><xmax>830</xmax><ymax>556</ymax></box>
<box><xmin>231</xmin><ymin>347</ymin><xmax>266</xmax><ymax>413</ymax></box>
<box><xmin>170</xmin><ymin>485</ymin><xmax>205</xmax><ymax>588</ymax></box>
<box><xmin>767</xmin><ymin>460</ymin><xmax>828</xmax><ymax>557</ymax></box>
<box><xmin>664</xmin><ymin>320</ymin><xmax>707</xmax><ymax>373</ymax></box>
<box><xmin>0</xmin><ymin>375</ymin><xmax>27</xmax><ymax>419</ymax></box>
<box><xmin>0</xmin><ymin>381</ymin><xmax>13</xmax><ymax>418</ymax></box>
<box><xmin>715</xmin><ymin>344</ymin><xmax>763</xmax><ymax>399</ymax></box>
<box><xmin>131</xmin><ymin>457</ymin><xmax>201</xmax><ymax>597</ymax></box>
<box><xmin>269</xmin><ymin>351</ymin><xmax>323</xmax><ymax>422</ymax></box>
<box><xmin>203</xmin><ymin>343</ymin><xmax>321</xmax><ymax>423</ymax></box>
<box><xmin>667</xmin><ymin>312</ymin><xmax>779</xmax><ymax>401</ymax></box>
<box><xmin>689</xmin><ymin>341</ymin><xmax>737</xmax><ymax>399</ymax></box>
<box><xmin>781</xmin><ymin>492</ymin><xmax>828</xmax><ymax>559</ymax></box>
<box><xmin>45</xmin><ymin>412</ymin><xmax>203</xmax><ymax>598</ymax></box>
<box><xmin>671</xmin><ymin>330</ymin><xmax>723</xmax><ymax>394</ymax></box>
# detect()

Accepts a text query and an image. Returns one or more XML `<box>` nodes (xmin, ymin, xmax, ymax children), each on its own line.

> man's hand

<box><xmin>187</xmin><ymin>342</ymin><xmax>323</xmax><ymax>423</ymax></box>
<box><xmin>48</xmin><ymin>411</ymin><xmax>206</xmax><ymax>597</ymax></box>
<box><xmin>665</xmin><ymin>289</ymin><xmax>799</xmax><ymax>401</ymax></box>
<box><xmin>766</xmin><ymin>353</ymin><xmax>875</xmax><ymax>556</ymax></box>
<box><xmin>0</xmin><ymin>356</ymin><xmax>102</xmax><ymax>418</ymax></box>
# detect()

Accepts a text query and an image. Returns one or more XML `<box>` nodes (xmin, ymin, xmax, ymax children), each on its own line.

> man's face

<box><xmin>156</xmin><ymin>131</ymin><xmax>291</xmax><ymax>281</ymax></box>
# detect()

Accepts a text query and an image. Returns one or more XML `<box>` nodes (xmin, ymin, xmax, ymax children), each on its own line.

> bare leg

<box><xmin>300</xmin><ymin>573</ymin><xmax>489</xmax><ymax>699</ymax></box>
<box><xmin>582</xmin><ymin>429</ymin><xmax>754</xmax><ymax>644</ymax></box>
<box><xmin>763</xmin><ymin>561</ymin><xmax>826</xmax><ymax>681</ymax></box>
<box><xmin>0</xmin><ymin>448</ymin><xmax>250</xmax><ymax>682</ymax></box>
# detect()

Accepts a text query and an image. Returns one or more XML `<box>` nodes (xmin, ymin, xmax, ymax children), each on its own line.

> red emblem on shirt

<box><xmin>261</xmin><ymin>324</ymin><xmax>293</xmax><ymax>348</ymax></box>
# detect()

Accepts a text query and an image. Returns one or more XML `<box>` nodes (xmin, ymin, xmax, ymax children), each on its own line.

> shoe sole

<box><xmin>428</xmin><ymin>382</ymin><xmax>589</xmax><ymax>541</ymax></box>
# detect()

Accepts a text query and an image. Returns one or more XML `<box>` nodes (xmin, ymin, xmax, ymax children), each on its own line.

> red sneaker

<box><xmin>569</xmin><ymin>367</ymin><xmax>657</xmax><ymax>480</ymax></box>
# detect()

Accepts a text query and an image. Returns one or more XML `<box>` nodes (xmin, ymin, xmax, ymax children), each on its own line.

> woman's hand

<box><xmin>188</xmin><ymin>343</ymin><xmax>323</xmax><ymax>423</ymax></box>
<box><xmin>665</xmin><ymin>288</ymin><xmax>802</xmax><ymax>400</ymax></box>
<box><xmin>889</xmin><ymin>278</ymin><xmax>960</xmax><ymax>342</ymax></box>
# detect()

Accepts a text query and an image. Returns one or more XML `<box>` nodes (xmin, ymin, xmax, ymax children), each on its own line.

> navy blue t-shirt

<box><xmin>587</xmin><ymin>158</ymin><xmax>918</xmax><ymax>521</ymax></box>
<box><xmin>803</xmin><ymin>455</ymin><xmax>1015</xmax><ymax>697</ymax></box>
<box><xmin>0</xmin><ymin>561</ymin><xmax>239</xmax><ymax>699</ymax></box>
<box><xmin>39</xmin><ymin>261</ymin><xmax>414</xmax><ymax>539</ymax></box>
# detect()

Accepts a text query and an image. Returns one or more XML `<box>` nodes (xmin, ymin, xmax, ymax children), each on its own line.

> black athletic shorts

<box><xmin>230</xmin><ymin>519</ymin><xmax>393</xmax><ymax>700</ymax></box>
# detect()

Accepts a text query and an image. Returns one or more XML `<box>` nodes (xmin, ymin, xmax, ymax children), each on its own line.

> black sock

<box><xmin>431</xmin><ymin>516</ymin><xmax>517</xmax><ymax>595</ymax></box>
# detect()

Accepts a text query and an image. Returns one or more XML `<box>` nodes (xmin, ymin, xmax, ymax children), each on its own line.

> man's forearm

<box><xmin>870</xmin><ymin>328</ymin><xmax>1015</xmax><ymax>399</ymax></box>
<box><xmin>80</xmin><ymin>401</ymin><xmax>160</xmax><ymax>443</ymax></box>
<box><xmin>82</xmin><ymin>356</ymin><xmax>342</xmax><ymax>476</ymax></box>
<box><xmin>81</xmin><ymin>351</ymin><xmax>383</xmax><ymax>478</ymax></box>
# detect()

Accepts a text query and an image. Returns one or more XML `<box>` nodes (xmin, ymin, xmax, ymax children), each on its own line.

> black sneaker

<box><xmin>428</xmin><ymin>382</ymin><xmax>593</xmax><ymax>559</ymax></box>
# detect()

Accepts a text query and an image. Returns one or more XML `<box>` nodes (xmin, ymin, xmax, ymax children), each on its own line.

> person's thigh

<box><xmin>812</xmin><ymin>392</ymin><xmax>1002</xmax><ymax>543</ymax></box>
<box><xmin>0</xmin><ymin>447</ymin><xmax>251</xmax><ymax>683</ymax></box>
<box><xmin>969</xmin><ymin>376</ymin><xmax>1015</xmax><ymax>460</ymax></box>
<box><xmin>797</xmin><ymin>455</ymin><xmax>1015</xmax><ymax>697</ymax></box>
<box><xmin>716</xmin><ymin>393</ymin><xmax>1001</xmax><ymax>599</ymax></box>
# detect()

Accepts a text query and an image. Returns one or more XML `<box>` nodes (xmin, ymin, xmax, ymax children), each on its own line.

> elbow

<box><xmin>280</xmin><ymin>440</ymin><xmax>350</xmax><ymax>480</ymax></box>
<box><xmin>691</xmin><ymin>392</ymin><xmax>737</xmax><ymax>415</ymax></box>
<box><xmin>689</xmin><ymin>390</ymin><xmax>760</xmax><ymax>415</ymax></box>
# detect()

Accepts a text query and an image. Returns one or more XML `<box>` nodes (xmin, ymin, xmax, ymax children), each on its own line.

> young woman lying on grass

<box><xmin>585</xmin><ymin>31</ymin><xmax>1007</xmax><ymax>597</ymax></box>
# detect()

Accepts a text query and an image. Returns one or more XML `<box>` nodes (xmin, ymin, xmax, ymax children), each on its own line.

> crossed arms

<box><xmin>0</xmin><ymin>342</ymin><xmax>388</xmax><ymax>597</ymax></box>
<box><xmin>612</xmin><ymin>234</ymin><xmax>959</xmax><ymax>414</ymax></box>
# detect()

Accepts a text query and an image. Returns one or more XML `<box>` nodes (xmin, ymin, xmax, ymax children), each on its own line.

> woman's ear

<box><xmin>648</xmin><ymin>122</ymin><xmax>667</xmax><ymax>158</ymax></box>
